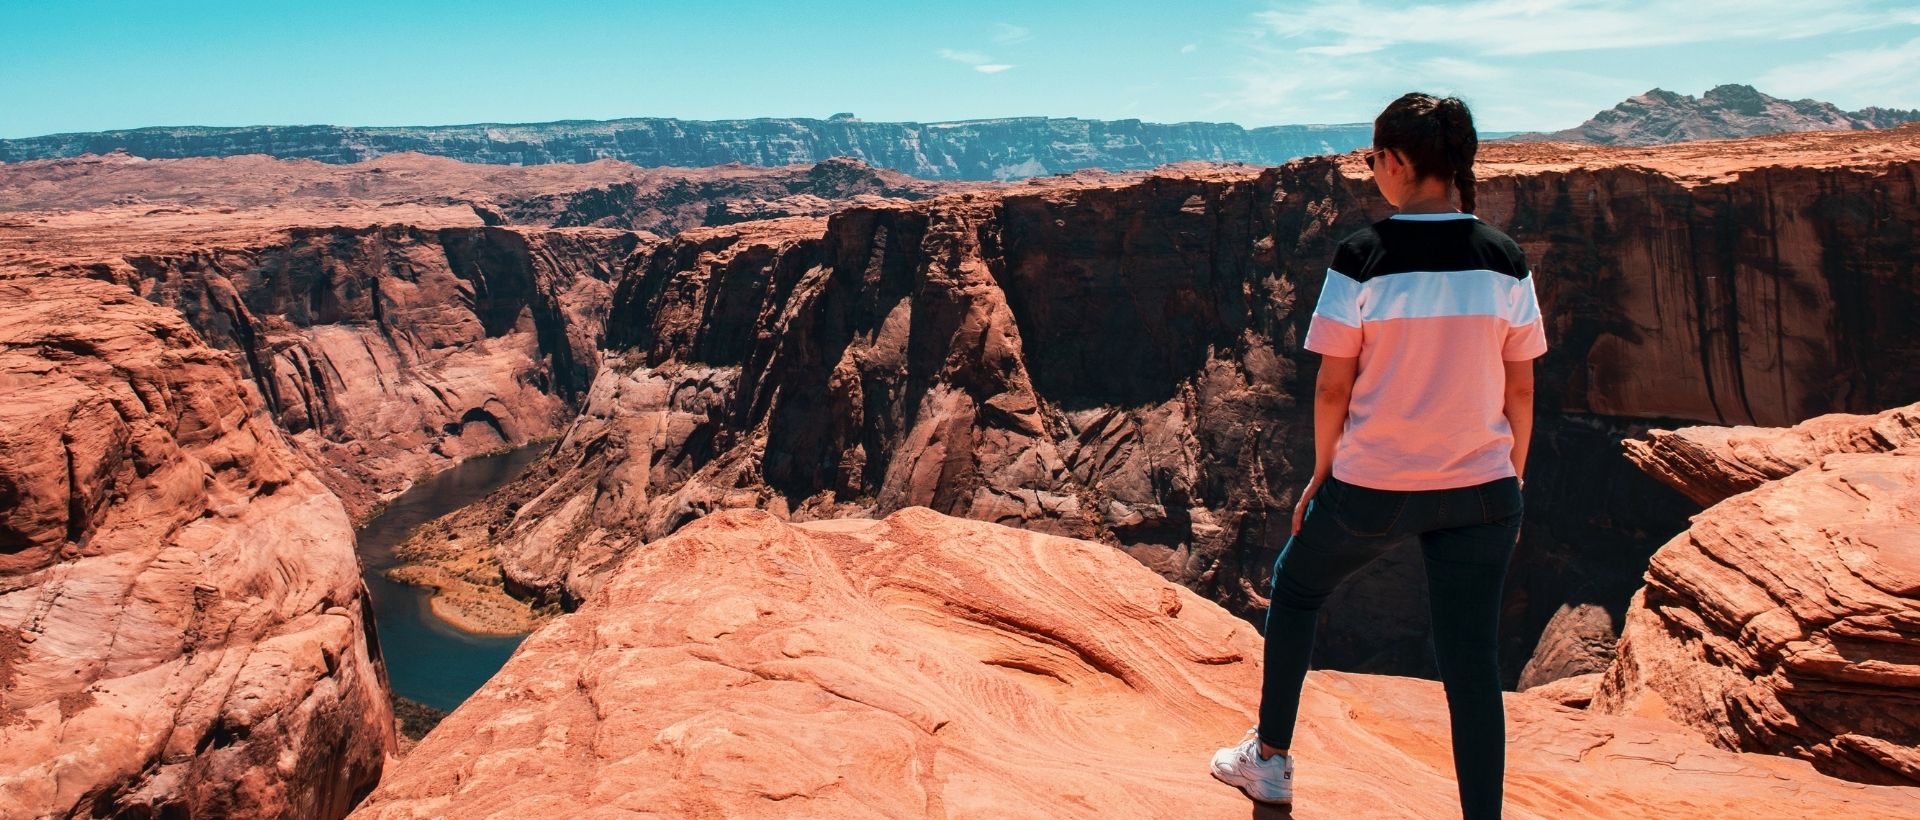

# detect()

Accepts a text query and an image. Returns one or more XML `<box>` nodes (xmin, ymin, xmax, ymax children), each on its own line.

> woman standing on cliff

<box><xmin>1209</xmin><ymin>92</ymin><xmax>1546</xmax><ymax>819</ymax></box>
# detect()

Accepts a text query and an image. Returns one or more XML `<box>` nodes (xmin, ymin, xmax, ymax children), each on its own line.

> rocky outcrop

<box><xmin>1624</xmin><ymin>402</ymin><xmax>1920</xmax><ymax>505</ymax></box>
<box><xmin>0</xmin><ymin>117</ymin><xmax>1375</xmax><ymax>180</ymax></box>
<box><xmin>1506</xmin><ymin>84</ymin><xmax>1920</xmax><ymax>146</ymax></box>
<box><xmin>349</xmin><ymin>506</ymin><xmax>1920</xmax><ymax>818</ymax></box>
<box><xmin>405</xmin><ymin>128</ymin><xmax>1920</xmax><ymax>689</ymax></box>
<box><xmin>1595</xmin><ymin>408</ymin><xmax>1920</xmax><ymax>786</ymax></box>
<box><xmin>0</xmin><ymin>278</ymin><xmax>393</xmax><ymax>817</ymax></box>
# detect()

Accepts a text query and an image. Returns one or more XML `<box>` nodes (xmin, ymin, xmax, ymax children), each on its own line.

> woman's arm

<box><xmin>1502</xmin><ymin>358</ymin><xmax>1535</xmax><ymax>483</ymax></box>
<box><xmin>1294</xmin><ymin>354</ymin><xmax>1359</xmax><ymax>534</ymax></box>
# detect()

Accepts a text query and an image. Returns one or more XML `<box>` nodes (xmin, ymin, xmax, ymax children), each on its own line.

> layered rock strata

<box><xmin>1596</xmin><ymin>404</ymin><xmax>1920</xmax><ymax>785</ymax></box>
<box><xmin>0</xmin><ymin>156</ymin><xmax>965</xmax><ymax>517</ymax></box>
<box><xmin>1624</xmin><ymin>402</ymin><xmax>1920</xmax><ymax>505</ymax></box>
<box><xmin>98</xmin><ymin>224</ymin><xmax>638</xmax><ymax>518</ymax></box>
<box><xmin>0</xmin><ymin>278</ymin><xmax>393</xmax><ymax>818</ymax></box>
<box><xmin>349</xmin><ymin>506</ymin><xmax>1920</xmax><ymax>818</ymax></box>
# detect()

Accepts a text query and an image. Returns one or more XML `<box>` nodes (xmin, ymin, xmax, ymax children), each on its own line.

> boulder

<box><xmin>1597</xmin><ymin>418</ymin><xmax>1920</xmax><ymax>785</ymax></box>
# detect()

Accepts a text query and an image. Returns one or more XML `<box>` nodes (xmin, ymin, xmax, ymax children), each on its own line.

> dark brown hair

<box><xmin>1373</xmin><ymin>92</ymin><xmax>1479</xmax><ymax>213</ymax></box>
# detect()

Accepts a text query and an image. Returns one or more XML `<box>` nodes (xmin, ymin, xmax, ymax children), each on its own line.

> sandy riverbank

<box><xmin>387</xmin><ymin>515</ymin><xmax>563</xmax><ymax>636</ymax></box>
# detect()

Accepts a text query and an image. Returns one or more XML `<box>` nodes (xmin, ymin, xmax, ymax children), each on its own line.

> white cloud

<box><xmin>1250</xmin><ymin>0</ymin><xmax>1908</xmax><ymax>57</ymax></box>
<box><xmin>1757</xmin><ymin>35</ymin><xmax>1920</xmax><ymax>107</ymax></box>
<box><xmin>938</xmin><ymin>48</ymin><xmax>1016</xmax><ymax>74</ymax></box>
<box><xmin>938</xmin><ymin>48</ymin><xmax>994</xmax><ymax>65</ymax></box>
<box><xmin>1181</xmin><ymin>43</ymin><xmax>1199</xmax><ymax>54</ymax></box>
<box><xmin>993</xmin><ymin>23</ymin><xmax>1032</xmax><ymax>44</ymax></box>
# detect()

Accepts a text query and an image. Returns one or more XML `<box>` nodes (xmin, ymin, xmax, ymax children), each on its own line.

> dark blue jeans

<box><xmin>1259</xmin><ymin>473</ymin><xmax>1523</xmax><ymax>820</ymax></box>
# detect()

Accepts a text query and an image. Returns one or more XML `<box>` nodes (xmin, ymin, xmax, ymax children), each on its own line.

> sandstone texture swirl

<box><xmin>1596</xmin><ymin>406</ymin><xmax>1920</xmax><ymax>785</ymax></box>
<box><xmin>409</xmin><ymin>127</ymin><xmax>1920</xmax><ymax>688</ymax></box>
<box><xmin>350</xmin><ymin>506</ymin><xmax>1920</xmax><ymax>819</ymax></box>
<box><xmin>0</xmin><ymin>278</ymin><xmax>393</xmax><ymax>818</ymax></box>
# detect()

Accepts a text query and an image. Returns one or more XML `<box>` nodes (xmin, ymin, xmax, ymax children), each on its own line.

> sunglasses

<box><xmin>1364</xmin><ymin>148</ymin><xmax>1387</xmax><ymax>170</ymax></box>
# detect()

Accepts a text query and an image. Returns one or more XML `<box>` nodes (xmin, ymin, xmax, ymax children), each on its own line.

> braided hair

<box><xmin>1373</xmin><ymin>92</ymin><xmax>1479</xmax><ymax>213</ymax></box>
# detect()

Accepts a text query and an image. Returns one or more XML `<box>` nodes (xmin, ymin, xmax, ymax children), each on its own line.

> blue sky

<box><xmin>3</xmin><ymin>0</ymin><xmax>1919</xmax><ymax>137</ymax></box>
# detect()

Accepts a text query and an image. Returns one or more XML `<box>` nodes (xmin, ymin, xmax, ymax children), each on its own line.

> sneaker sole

<box><xmin>1208</xmin><ymin>766</ymin><xmax>1293</xmax><ymax>806</ymax></box>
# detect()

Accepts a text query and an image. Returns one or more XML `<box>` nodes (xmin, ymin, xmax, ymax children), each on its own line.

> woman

<box><xmin>1210</xmin><ymin>92</ymin><xmax>1546</xmax><ymax>819</ymax></box>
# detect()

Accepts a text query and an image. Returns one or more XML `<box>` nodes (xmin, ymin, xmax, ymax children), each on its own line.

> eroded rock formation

<box><xmin>406</xmin><ymin>127</ymin><xmax>1920</xmax><ymax>689</ymax></box>
<box><xmin>349</xmin><ymin>506</ymin><xmax>1920</xmax><ymax>818</ymax></box>
<box><xmin>0</xmin><ymin>278</ymin><xmax>393</xmax><ymax>817</ymax></box>
<box><xmin>98</xmin><ymin>224</ymin><xmax>637</xmax><ymax>518</ymax></box>
<box><xmin>0</xmin><ymin>155</ymin><xmax>962</xmax><ymax>518</ymax></box>
<box><xmin>1595</xmin><ymin>404</ymin><xmax>1920</xmax><ymax>786</ymax></box>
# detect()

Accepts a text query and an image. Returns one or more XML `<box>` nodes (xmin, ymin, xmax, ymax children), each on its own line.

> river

<box><xmin>355</xmin><ymin>444</ymin><xmax>548</xmax><ymax>712</ymax></box>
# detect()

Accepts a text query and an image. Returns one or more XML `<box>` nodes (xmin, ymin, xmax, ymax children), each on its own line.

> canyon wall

<box><xmin>0</xmin><ymin>277</ymin><xmax>393</xmax><ymax>817</ymax></box>
<box><xmin>1595</xmin><ymin>402</ymin><xmax>1920</xmax><ymax>785</ymax></box>
<box><xmin>82</xmin><ymin>225</ymin><xmax>641</xmax><ymax>518</ymax></box>
<box><xmin>348</xmin><ymin>505</ymin><xmax>1920</xmax><ymax>818</ymax></box>
<box><xmin>418</xmin><ymin>134</ymin><xmax>1919</xmax><ymax>687</ymax></box>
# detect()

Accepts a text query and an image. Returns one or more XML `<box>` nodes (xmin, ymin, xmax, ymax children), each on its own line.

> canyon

<box><xmin>406</xmin><ymin>125</ymin><xmax>1920</xmax><ymax>691</ymax></box>
<box><xmin>2</xmin><ymin>123</ymin><xmax>1917</xmax><ymax>816</ymax></box>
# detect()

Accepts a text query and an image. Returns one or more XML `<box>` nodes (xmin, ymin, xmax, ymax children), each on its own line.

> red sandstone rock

<box><xmin>0</xmin><ymin>278</ymin><xmax>393</xmax><ymax>817</ymax></box>
<box><xmin>0</xmin><ymin>155</ymin><xmax>965</xmax><ymax>520</ymax></box>
<box><xmin>413</xmin><ymin>128</ymin><xmax>1920</xmax><ymax>691</ymax></box>
<box><xmin>1523</xmin><ymin>671</ymin><xmax>1603</xmax><ymax>709</ymax></box>
<box><xmin>1624</xmin><ymin>402</ymin><xmax>1920</xmax><ymax>505</ymax></box>
<box><xmin>104</xmin><ymin>224</ymin><xmax>638</xmax><ymax>519</ymax></box>
<box><xmin>1595</xmin><ymin>433</ymin><xmax>1920</xmax><ymax>785</ymax></box>
<box><xmin>349</xmin><ymin>506</ymin><xmax>1920</xmax><ymax>818</ymax></box>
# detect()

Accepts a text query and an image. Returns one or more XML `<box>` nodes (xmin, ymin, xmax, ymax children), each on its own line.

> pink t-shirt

<box><xmin>1302</xmin><ymin>212</ymin><xmax>1547</xmax><ymax>491</ymax></box>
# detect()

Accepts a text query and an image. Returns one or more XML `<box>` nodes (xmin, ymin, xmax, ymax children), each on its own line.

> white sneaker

<box><xmin>1209</xmin><ymin>726</ymin><xmax>1293</xmax><ymax>805</ymax></box>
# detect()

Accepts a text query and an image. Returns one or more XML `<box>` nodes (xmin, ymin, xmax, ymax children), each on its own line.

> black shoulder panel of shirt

<box><xmin>1329</xmin><ymin>218</ymin><xmax>1530</xmax><ymax>283</ymax></box>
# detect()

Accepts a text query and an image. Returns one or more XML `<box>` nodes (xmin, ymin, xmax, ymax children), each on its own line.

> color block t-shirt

<box><xmin>1302</xmin><ymin>212</ymin><xmax>1547</xmax><ymax>491</ymax></box>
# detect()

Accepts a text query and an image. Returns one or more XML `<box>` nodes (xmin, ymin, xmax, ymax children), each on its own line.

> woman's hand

<box><xmin>1292</xmin><ymin>477</ymin><xmax>1324</xmax><ymax>535</ymax></box>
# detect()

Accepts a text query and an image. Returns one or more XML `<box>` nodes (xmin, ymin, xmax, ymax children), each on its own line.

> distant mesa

<box><xmin>0</xmin><ymin>115</ymin><xmax>1378</xmax><ymax>181</ymax></box>
<box><xmin>1503</xmin><ymin>83</ymin><xmax>1920</xmax><ymax>146</ymax></box>
<box><xmin>4</xmin><ymin>85</ymin><xmax>1910</xmax><ymax>179</ymax></box>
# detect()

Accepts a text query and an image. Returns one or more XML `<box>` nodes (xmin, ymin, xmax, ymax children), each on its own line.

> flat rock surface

<box><xmin>350</xmin><ymin>506</ymin><xmax>1919</xmax><ymax>819</ymax></box>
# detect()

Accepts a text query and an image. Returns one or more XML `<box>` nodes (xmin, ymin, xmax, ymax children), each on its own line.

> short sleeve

<box><xmin>1502</xmin><ymin>272</ymin><xmax>1548</xmax><ymax>361</ymax></box>
<box><xmin>1304</xmin><ymin>268</ymin><xmax>1363</xmax><ymax>357</ymax></box>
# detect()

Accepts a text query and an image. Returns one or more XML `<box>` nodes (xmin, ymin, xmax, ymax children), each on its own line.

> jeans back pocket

<box><xmin>1323</xmin><ymin>476</ymin><xmax>1409</xmax><ymax>537</ymax></box>
<box><xmin>1477</xmin><ymin>477</ymin><xmax>1525</xmax><ymax>527</ymax></box>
